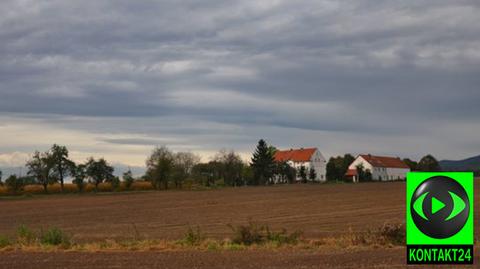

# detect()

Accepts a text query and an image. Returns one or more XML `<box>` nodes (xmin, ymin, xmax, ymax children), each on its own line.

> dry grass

<box><xmin>0</xmin><ymin>186</ymin><xmax>8</xmax><ymax>195</ymax></box>
<box><xmin>1</xmin><ymin>181</ymin><xmax>156</xmax><ymax>196</ymax></box>
<box><xmin>130</xmin><ymin>181</ymin><xmax>154</xmax><ymax>191</ymax></box>
<box><xmin>318</xmin><ymin>223</ymin><xmax>405</xmax><ymax>248</ymax></box>
<box><xmin>0</xmin><ymin>222</ymin><xmax>405</xmax><ymax>253</ymax></box>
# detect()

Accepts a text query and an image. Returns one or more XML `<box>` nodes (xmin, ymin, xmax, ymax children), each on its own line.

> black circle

<box><xmin>411</xmin><ymin>176</ymin><xmax>469</xmax><ymax>239</ymax></box>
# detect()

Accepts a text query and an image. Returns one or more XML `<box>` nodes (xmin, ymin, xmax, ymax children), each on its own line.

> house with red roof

<box><xmin>274</xmin><ymin>147</ymin><xmax>327</xmax><ymax>182</ymax></box>
<box><xmin>346</xmin><ymin>154</ymin><xmax>410</xmax><ymax>182</ymax></box>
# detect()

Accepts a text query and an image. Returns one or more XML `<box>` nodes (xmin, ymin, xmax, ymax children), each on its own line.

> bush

<box><xmin>47</xmin><ymin>184</ymin><xmax>62</xmax><ymax>193</ymax></box>
<box><xmin>130</xmin><ymin>181</ymin><xmax>154</xmax><ymax>191</ymax></box>
<box><xmin>378</xmin><ymin>223</ymin><xmax>405</xmax><ymax>245</ymax></box>
<box><xmin>342</xmin><ymin>223</ymin><xmax>405</xmax><ymax>246</ymax></box>
<box><xmin>84</xmin><ymin>183</ymin><xmax>96</xmax><ymax>192</ymax></box>
<box><xmin>180</xmin><ymin>226</ymin><xmax>204</xmax><ymax>246</ymax></box>
<box><xmin>6</xmin><ymin>175</ymin><xmax>24</xmax><ymax>194</ymax></box>
<box><xmin>40</xmin><ymin>227</ymin><xmax>71</xmax><ymax>246</ymax></box>
<box><xmin>0</xmin><ymin>235</ymin><xmax>11</xmax><ymax>248</ymax></box>
<box><xmin>228</xmin><ymin>222</ymin><xmax>302</xmax><ymax>246</ymax></box>
<box><xmin>265</xmin><ymin>227</ymin><xmax>303</xmax><ymax>245</ymax></box>
<box><xmin>63</xmin><ymin>184</ymin><xmax>79</xmax><ymax>193</ymax></box>
<box><xmin>0</xmin><ymin>186</ymin><xmax>7</xmax><ymax>195</ymax></box>
<box><xmin>16</xmin><ymin>225</ymin><xmax>36</xmax><ymax>244</ymax></box>
<box><xmin>23</xmin><ymin>185</ymin><xmax>45</xmax><ymax>194</ymax></box>
<box><xmin>97</xmin><ymin>182</ymin><xmax>113</xmax><ymax>192</ymax></box>
<box><xmin>228</xmin><ymin>222</ymin><xmax>264</xmax><ymax>245</ymax></box>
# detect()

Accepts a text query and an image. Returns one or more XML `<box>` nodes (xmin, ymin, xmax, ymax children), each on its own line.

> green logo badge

<box><xmin>407</xmin><ymin>172</ymin><xmax>474</xmax><ymax>264</ymax></box>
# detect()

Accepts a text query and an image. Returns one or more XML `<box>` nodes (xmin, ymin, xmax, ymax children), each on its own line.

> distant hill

<box><xmin>440</xmin><ymin>155</ymin><xmax>480</xmax><ymax>173</ymax></box>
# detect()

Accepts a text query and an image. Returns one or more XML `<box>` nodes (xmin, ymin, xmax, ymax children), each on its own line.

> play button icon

<box><xmin>431</xmin><ymin>197</ymin><xmax>445</xmax><ymax>215</ymax></box>
<box><xmin>410</xmin><ymin>176</ymin><xmax>470</xmax><ymax>239</ymax></box>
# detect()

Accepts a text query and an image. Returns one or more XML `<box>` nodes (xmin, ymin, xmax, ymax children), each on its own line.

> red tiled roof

<box><xmin>345</xmin><ymin>169</ymin><xmax>358</xmax><ymax>176</ymax></box>
<box><xmin>274</xmin><ymin>148</ymin><xmax>317</xmax><ymax>162</ymax></box>
<box><xmin>359</xmin><ymin>154</ymin><xmax>410</xmax><ymax>169</ymax></box>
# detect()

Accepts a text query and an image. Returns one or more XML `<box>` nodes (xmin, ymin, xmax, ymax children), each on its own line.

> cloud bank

<box><xmin>1</xmin><ymin>0</ymin><xmax>479</xmax><ymax>169</ymax></box>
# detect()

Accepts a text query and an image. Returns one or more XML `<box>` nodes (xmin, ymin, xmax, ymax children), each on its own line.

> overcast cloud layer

<box><xmin>1</xmin><ymin>0</ymin><xmax>479</xmax><ymax>171</ymax></box>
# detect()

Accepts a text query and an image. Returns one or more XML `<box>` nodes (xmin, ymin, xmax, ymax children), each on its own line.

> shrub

<box><xmin>97</xmin><ymin>182</ymin><xmax>113</xmax><ymax>192</ymax></box>
<box><xmin>63</xmin><ymin>184</ymin><xmax>78</xmax><ymax>193</ymax></box>
<box><xmin>0</xmin><ymin>235</ymin><xmax>11</xmax><ymax>248</ymax></box>
<box><xmin>6</xmin><ymin>175</ymin><xmax>24</xmax><ymax>194</ymax></box>
<box><xmin>84</xmin><ymin>183</ymin><xmax>96</xmax><ymax>192</ymax></box>
<box><xmin>131</xmin><ymin>181</ymin><xmax>154</xmax><ymax>191</ymax></box>
<box><xmin>40</xmin><ymin>227</ymin><xmax>71</xmax><ymax>246</ymax></box>
<box><xmin>47</xmin><ymin>183</ymin><xmax>63</xmax><ymax>193</ymax></box>
<box><xmin>228</xmin><ymin>222</ymin><xmax>302</xmax><ymax>246</ymax></box>
<box><xmin>228</xmin><ymin>222</ymin><xmax>264</xmax><ymax>245</ymax></box>
<box><xmin>265</xmin><ymin>227</ymin><xmax>303</xmax><ymax>245</ymax></box>
<box><xmin>180</xmin><ymin>226</ymin><xmax>204</xmax><ymax>246</ymax></box>
<box><xmin>23</xmin><ymin>184</ymin><xmax>45</xmax><ymax>194</ymax></box>
<box><xmin>0</xmin><ymin>186</ymin><xmax>7</xmax><ymax>195</ymax></box>
<box><xmin>341</xmin><ymin>223</ymin><xmax>405</xmax><ymax>246</ymax></box>
<box><xmin>16</xmin><ymin>225</ymin><xmax>36</xmax><ymax>244</ymax></box>
<box><xmin>378</xmin><ymin>223</ymin><xmax>405</xmax><ymax>245</ymax></box>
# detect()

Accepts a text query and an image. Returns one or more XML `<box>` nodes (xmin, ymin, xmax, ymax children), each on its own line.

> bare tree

<box><xmin>214</xmin><ymin>149</ymin><xmax>245</xmax><ymax>186</ymax></box>
<box><xmin>146</xmin><ymin>146</ymin><xmax>174</xmax><ymax>189</ymax></box>
<box><xmin>172</xmin><ymin>152</ymin><xmax>201</xmax><ymax>188</ymax></box>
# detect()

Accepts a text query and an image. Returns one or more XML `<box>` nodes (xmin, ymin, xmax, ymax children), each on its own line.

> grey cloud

<box><xmin>0</xmin><ymin>0</ymin><xmax>479</xmax><ymax>162</ymax></box>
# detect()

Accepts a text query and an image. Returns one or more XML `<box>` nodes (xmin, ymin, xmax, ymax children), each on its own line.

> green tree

<box><xmin>72</xmin><ymin>164</ymin><xmax>87</xmax><ymax>192</ymax></box>
<box><xmin>273</xmin><ymin>161</ymin><xmax>291</xmax><ymax>184</ymax></box>
<box><xmin>146</xmin><ymin>146</ymin><xmax>174</xmax><ymax>189</ymax></box>
<box><xmin>26</xmin><ymin>151</ymin><xmax>56</xmax><ymax>193</ymax></box>
<box><xmin>403</xmin><ymin>158</ymin><xmax>418</xmax><ymax>171</ymax></box>
<box><xmin>417</xmin><ymin>154</ymin><xmax>441</xmax><ymax>172</ymax></box>
<box><xmin>298</xmin><ymin>165</ymin><xmax>307</xmax><ymax>183</ymax></box>
<box><xmin>326</xmin><ymin>154</ymin><xmax>355</xmax><ymax>181</ymax></box>
<box><xmin>109</xmin><ymin>176</ymin><xmax>121</xmax><ymax>190</ymax></box>
<box><xmin>0</xmin><ymin>170</ymin><xmax>3</xmax><ymax>186</ymax></box>
<box><xmin>123</xmin><ymin>170</ymin><xmax>134</xmax><ymax>189</ymax></box>
<box><xmin>192</xmin><ymin>162</ymin><xmax>215</xmax><ymax>187</ymax></box>
<box><xmin>326</xmin><ymin>158</ymin><xmax>338</xmax><ymax>181</ymax></box>
<box><xmin>172</xmin><ymin>152</ymin><xmax>200</xmax><ymax>188</ymax></box>
<box><xmin>309</xmin><ymin>167</ymin><xmax>317</xmax><ymax>182</ymax></box>
<box><xmin>85</xmin><ymin>157</ymin><xmax>115</xmax><ymax>191</ymax></box>
<box><xmin>241</xmin><ymin>165</ymin><xmax>254</xmax><ymax>186</ymax></box>
<box><xmin>356</xmin><ymin>164</ymin><xmax>373</xmax><ymax>182</ymax></box>
<box><xmin>250</xmin><ymin>139</ymin><xmax>275</xmax><ymax>185</ymax></box>
<box><xmin>214</xmin><ymin>149</ymin><xmax>244</xmax><ymax>186</ymax></box>
<box><xmin>50</xmin><ymin>144</ymin><xmax>75</xmax><ymax>192</ymax></box>
<box><xmin>6</xmin><ymin>175</ymin><xmax>24</xmax><ymax>194</ymax></box>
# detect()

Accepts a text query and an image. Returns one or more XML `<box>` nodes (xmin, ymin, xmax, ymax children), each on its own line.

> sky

<box><xmin>1</xmin><ymin>0</ymin><xmax>480</xmax><ymax>174</ymax></box>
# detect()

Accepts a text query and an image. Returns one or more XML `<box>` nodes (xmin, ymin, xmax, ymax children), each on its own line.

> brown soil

<box><xmin>0</xmin><ymin>182</ymin><xmax>409</xmax><ymax>242</ymax></box>
<box><xmin>0</xmin><ymin>248</ymin><xmax>478</xmax><ymax>269</ymax></box>
<box><xmin>1</xmin><ymin>181</ymin><xmax>479</xmax><ymax>268</ymax></box>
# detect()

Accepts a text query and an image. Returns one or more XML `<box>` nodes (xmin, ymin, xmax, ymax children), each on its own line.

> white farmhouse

<box><xmin>346</xmin><ymin>154</ymin><xmax>410</xmax><ymax>182</ymax></box>
<box><xmin>274</xmin><ymin>147</ymin><xmax>327</xmax><ymax>182</ymax></box>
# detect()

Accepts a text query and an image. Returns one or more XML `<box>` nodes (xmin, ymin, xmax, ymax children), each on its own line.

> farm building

<box><xmin>274</xmin><ymin>147</ymin><xmax>327</xmax><ymax>182</ymax></box>
<box><xmin>346</xmin><ymin>154</ymin><xmax>410</xmax><ymax>182</ymax></box>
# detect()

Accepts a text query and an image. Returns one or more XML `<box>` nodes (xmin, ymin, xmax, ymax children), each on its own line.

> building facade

<box><xmin>346</xmin><ymin>154</ymin><xmax>410</xmax><ymax>182</ymax></box>
<box><xmin>274</xmin><ymin>147</ymin><xmax>327</xmax><ymax>182</ymax></box>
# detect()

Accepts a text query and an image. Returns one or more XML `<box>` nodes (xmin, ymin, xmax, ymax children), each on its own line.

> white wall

<box><xmin>310</xmin><ymin>150</ymin><xmax>327</xmax><ymax>182</ymax></box>
<box><xmin>348</xmin><ymin>156</ymin><xmax>374</xmax><ymax>172</ymax></box>
<box><xmin>348</xmin><ymin>156</ymin><xmax>409</xmax><ymax>181</ymax></box>
<box><xmin>286</xmin><ymin>149</ymin><xmax>327</xmax><ymax>182</ymax></box>
<box><xmin>385</xmin><ymin>168</ymin><xmax>410</xmax><ymax>180</ymax></box>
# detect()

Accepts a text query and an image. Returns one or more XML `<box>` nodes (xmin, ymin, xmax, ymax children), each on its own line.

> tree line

<box><xmin>0</xmin><ymin>139</ymin><xmax>300</xmax><ymax>194</ymax></box>
<box><xmin>0</xmin><ymin>140</ymin><xmax>446</xmax><ymax>194</ymax></box>
<box><xmin>0</xmin><ymin>144</ymin><xmax>119</xmax><ymax>194</ymax></box>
